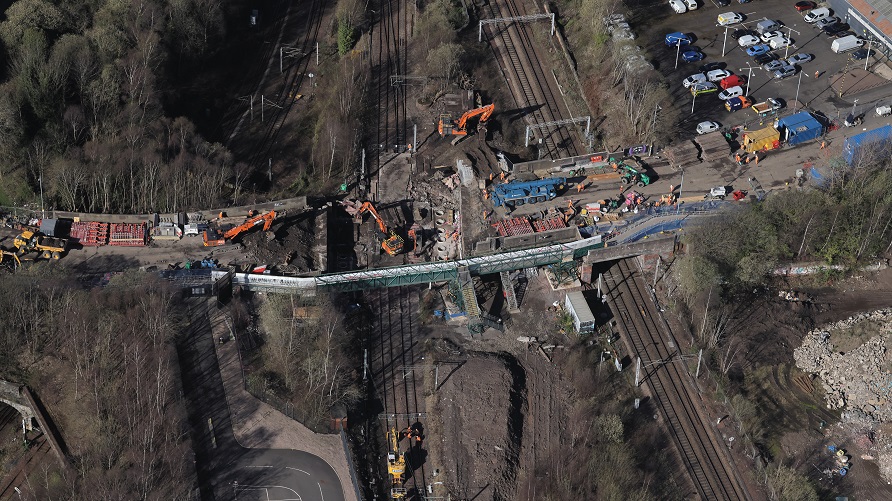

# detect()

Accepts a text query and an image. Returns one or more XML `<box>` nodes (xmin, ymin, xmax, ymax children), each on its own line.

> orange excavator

<box><xmin>354</xmin><ymin>202</ymin><xmax>404</xmax><ymax>256</ymax></box>
<box><xmin>203</xmin><ymin>210</ymin><xmax>276</xmax><ymax>246</ymax></box>
<box><xmin>438</xmin><ymin>103</ymin><xmax>495</xmax><ymax>137</ymax></box>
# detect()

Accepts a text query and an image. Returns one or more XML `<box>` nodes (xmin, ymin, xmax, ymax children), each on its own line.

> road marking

<box><xmin>318</xmin><ymin>482</ymin><xmax>325</xmax><ymax>501</ymax></box>
<box><xmin>285</xmin><ymin>466</ymin><xmax>311</xmax><ymax>475</ymax></box>
<box><xmin>246</xmin><ymin>465</ymin><xmax>275</xmax><ymax>468</ymax></box>
<box><xmin>235</xmin><ymin>484</ymin><xmax>302</xmax><ymax>501</ymax></box>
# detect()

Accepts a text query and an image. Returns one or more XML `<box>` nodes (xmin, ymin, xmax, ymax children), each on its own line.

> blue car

<box><xmin>682</xmin><ymin>50</ymin><xmax>705</xmax><ymax>62</ymax></box>
<box><xmin>746</xmin><ymin>44</ymin><xmax>771</xmax><ymax>56</ymax></box>
<box><xmin>665</xmin><ymin>31</ymin><xmax>692</xmax><ymax>46</ymax></box>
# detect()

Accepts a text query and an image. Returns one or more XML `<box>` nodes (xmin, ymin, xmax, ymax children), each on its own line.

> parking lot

<box><xmin>640</xmin><ymin>0</ymin><xmax>892</xmax><ymax>138</ymax></box>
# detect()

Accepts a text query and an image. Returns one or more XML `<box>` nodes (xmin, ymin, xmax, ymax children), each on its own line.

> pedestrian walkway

<box><xmin>210</xmin><ymin>306</ymin><xmax>358</xmax><ymax>501</ymax></box>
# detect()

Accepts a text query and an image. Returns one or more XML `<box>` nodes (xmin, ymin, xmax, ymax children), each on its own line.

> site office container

<box><xmin>742</xmin><ymin>126</ymin><xmax>781</xmax><ymax>152</ymax></box>
<box><xmin>843</xmin><ymin>125</ymin><xmax>892</xmax><ymax>166</ymax></box>
<box><xmin>564</xmin><ymin>292</ymin><xmax>595</xmax><ymax>335</ymax></box>
<box><xmin>775</xmin><ymin>112</ymin><xmax>823</xmax><ymax>145</ymax></box>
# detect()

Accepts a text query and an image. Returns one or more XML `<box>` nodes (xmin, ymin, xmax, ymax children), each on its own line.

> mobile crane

<box><xmin>13</xmin><ymin>230</ymin><xmax>67</xmax><ymax>260</ymax></box>
<box><xmin>386</xmin><ymin>427</ymin><xmax>407</xmax><ymax>499</ymax></box>
<box><xmin>353</xmin><ymin>202</ymin><xmax>404</xmax><ymax>256</ymax></box>
<box><xmin>438</xmin><ymin>103</ymin><xmax>495</xmax><ymax>137</ymax></box>
<box><xmin>203</xmin><ymin>210</ymin><xmax>276</xmax><ymax>247</ymax></box>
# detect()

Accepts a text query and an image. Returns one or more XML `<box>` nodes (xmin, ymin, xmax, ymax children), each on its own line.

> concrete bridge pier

<box><xmin>0</xmin><ymin>380</ymin><xmax>35</xmax><ymax>431</ymax></box>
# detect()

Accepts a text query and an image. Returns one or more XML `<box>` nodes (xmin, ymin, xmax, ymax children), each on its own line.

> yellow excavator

<box><xmin>438</xmin><ymin>103</ymin><xmax>495</xmax><ymax>137</ymax></box>
<box><xmin>386</xmin><ymin>427</ymin><xmax>407</xmax><ymax>499</ymax></box>
<box><xmin>355</xmin><ymin>202</ymin><xmax>404</xmax><ymax>256</ymax></box>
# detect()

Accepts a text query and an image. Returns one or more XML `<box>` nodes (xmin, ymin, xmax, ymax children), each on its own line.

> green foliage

<box><xmin>337</xmin><ymin>17</ymin><xmax>355</xmax><ymax>56</ymax></box>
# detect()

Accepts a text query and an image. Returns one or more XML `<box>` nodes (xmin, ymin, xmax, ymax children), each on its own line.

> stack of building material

<box><xmin>533</xmin><ymin>217</ymin><xmax>566</xmax><ymax>232</ymax></box>
<box><xmin>69</xmin><ymin>221</ymin><xmax>109</xmax><ymax>246</ymax></box>
<box><xmin>695</xmin><ymin>132</ymin><xmax>731</xmax><ymax>162</ymax></box>
<box><xmin>109</xmin><ymin>223</ymin><xmax>147</xmax><ymax>246</ymax></box>
<box><xmin>662</xmin><ymin>141</ymin><xmax>700</xmax><ymax>166</ymax></box>
<box><xmin>492</xmin><ymin>217</ymin><xmax>534</xmax><ymax>236</ymax></box>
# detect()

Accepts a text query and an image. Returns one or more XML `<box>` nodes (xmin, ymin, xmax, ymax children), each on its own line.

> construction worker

<box><xmin>821</xmin><ymin>140</ymin><xmax>826</xmax><ymax>149</ymax></box>
<box><xmin>489</xmin><ymin>172</ymin><xmax>494</xmax><ymax>182</ymax></box>
<box><xmin>577</xmin><ymin>183</ymin><xmax>585</xmax><ymax>193</ymax></box>
<box><xmin>483</xmin><ymin>189</ymin><xmax>489</xmax><ymax>200</ymax></box>
<box><xmin>735</xmin><ymin>153</ymin><xmax>741</xmax><ymax>165</ymax></box>
<box><xmin>815</xmin><ymin>70</ymin><xmax>820</xmax><ymax>79</ymax></box>
<box><xmin>754</xmin><ymin>154</ymin><xmax>759</xmax><ymax>165</ymax></box>
<box><xmin>483</xmin><ymin>210</ymin><xmax>489</xmax><ymax>220</ymax></box>
<box><xmin>499</xmin><ymin>172</ymin><xmax>506</xmax><ymax>182</ymax></box>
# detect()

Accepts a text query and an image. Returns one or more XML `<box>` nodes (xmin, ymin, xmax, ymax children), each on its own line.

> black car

<box><xmin>716</xmin><ymin>0</ymin><xmax>730</xmax><ymax>5</ymax></box>
<box><xmin>731</xmin><ymin>28</ymin><xmax>757</xmax><ymax>40</ymax></box>
<box><xmin>823</xmin><ymin>23</ymin><xmax>850</xmax><ymax>35</ymax></box>
<box><xmin>834</xmin><ymin>30</ymin><xmax>857</xmax><ymax>39</ymax></box>
<box><xmin>852</xmin><ymin>48</ymin><xmax>869</xmax><ymax>60</ymax></box>
<box><xmin>699</xmin><ymin>62</ymin><xmax>726</xmax><ymax>72</ymax></box>
<box><xmin>754</xmin><ymin>52</ymin><xmax>778</xmax><ymax>65</ymax></box>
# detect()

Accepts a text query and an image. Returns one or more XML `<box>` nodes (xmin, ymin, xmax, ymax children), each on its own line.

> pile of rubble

<box><xmin>794</xmin><ymin>309</ymin><xmax>892</xmax><ymax>480</ymax></box>
<box><xmin>695</xmin><ymin>132</ymin><xmax>731</xmax><ymax>162</ymax></box>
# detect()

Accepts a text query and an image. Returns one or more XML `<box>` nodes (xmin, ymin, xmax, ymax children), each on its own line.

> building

<box><xmin>827</xmin><ymin>0</ymin><xmax>892</xmax><ymax>54</ymax></box>
<box><xmin>564</xmin><ymin>291</ymin><xmax>596</xmax><ymax>335</ymax></box>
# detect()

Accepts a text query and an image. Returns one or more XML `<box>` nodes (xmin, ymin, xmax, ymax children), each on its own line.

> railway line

<box><xmin>482</xmin><ymin>0</ymin><xmax>583</xmax><ymax>160</ymax></box>
<box><xmin>605</xmin><ymin>259</ymin><xmax>749</xmax><ymax>501</ymax></box>
<box><xmin>369</xmin><ymin>286</ymin><xmax>427</xmax><ymax>500</ymax></box>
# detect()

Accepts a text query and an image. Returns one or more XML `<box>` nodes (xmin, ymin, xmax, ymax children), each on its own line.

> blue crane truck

<box><xmin>491</xmin><ymin>177</ymin><xmax>567</xmax><ymax>208</ymax></box>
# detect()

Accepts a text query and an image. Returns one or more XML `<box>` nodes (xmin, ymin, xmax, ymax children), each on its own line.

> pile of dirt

<box><xmin>432</xmin><ymin>353</ymin><xmax>524</xmax><ymax>501</ymax></box>
<box><xmin>241</xmin><ymin>209</ymin><xmax>325</xmax><ymax>272</ymax></box>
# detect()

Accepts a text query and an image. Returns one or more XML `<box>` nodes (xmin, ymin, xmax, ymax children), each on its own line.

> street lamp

<box><xmin>793</xmin><ymin>69</ymin><xmax>803</xmax><ymax>112</ymax></box>
<box><xmin>783</xmin><ymin>26</ymin><xmax>800</xmax><ymax>60</ymax></box>
<box><xmin>739</xmin><ymin>64</ymin><xmax>755</xmax><ymax>96</ymax></box>
<box><xmin>865</xmin><ymin>40</ymin><xmax>874</xmax><ymax>71</ymax></box>
<box><xmin>691</xmin><ymin>90</ymin><xmax>697</xmax><ymax>114</ymax></box>
<box><xmin>675</xmin><ymin>41</ymin><xmax>682</xmax><ymax>69</ymax></box>
<box><xmin>721</xmin><ymin>25</ymin><xmax>729</xmax><ymax>57</ymax></box>
<box><xmin>852</xmin><ymin>99</ymin><xmax>859</xmax><ymax>119</ymax></box>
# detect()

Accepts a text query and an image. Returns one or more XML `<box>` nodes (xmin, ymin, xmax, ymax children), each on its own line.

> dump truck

<box><xmin>751</xmin><ymin>98</ymin><xmax>782</xmax><ymax>116</ymax></box>
<box><xmin>490</xmin><ymin>177</ymin><xmax>566</xmax><ymax>208</ymax></box>
<box><xmin>13</xmin><ymin>230</ymin><xmax>67</xmax><ymax>260</ymax></box>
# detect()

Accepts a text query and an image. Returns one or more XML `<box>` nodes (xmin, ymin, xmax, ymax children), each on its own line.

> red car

<box><xmin>720</xmin><ymin>74</ymin><xmax>747</xmax><ymax>90</ymax></box>
<box><xmin>795</xmin><ymin>1</ymin><xmax>816</xmax><ymax>11</ymax></box>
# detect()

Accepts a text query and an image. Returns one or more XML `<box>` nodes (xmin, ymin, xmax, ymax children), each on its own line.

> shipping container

<box><xmin>565</xmin><ymin>292</ymin><xmax>596</xmax><ymax>335</ymax></box>
<box><xmin>775</xmin><ymin>112</ymin><xmax>823</xmax><ymax>145</ymax></box>
<box><xmin>843</xmin><ymin>125</ymin><xmax>892</xmax><ymax>166</ymax></box>
<box><xmin>742</xmin><ymin>126</ymin><xmax>781</xmax><ymax>152</ymax></box>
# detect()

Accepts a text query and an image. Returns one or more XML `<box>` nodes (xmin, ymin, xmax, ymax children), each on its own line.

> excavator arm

<box><xmin>356</xmin><ymin>202</ymin><xmax>389</xmax><ymax>235</ymax></box>
<box><xmin>456</xmin><ymin>103</ymin><xmax>495</xmax><ymax>130</ymax></box>
<box><xmin>222</xmin><ymin>211</ymin><xmax>277</xmax><ymax>240</ymax></box>
<box><xmin>355</xmin><ymin>202</ymin><xmax>404</xmax><ymax>256</ymax></box>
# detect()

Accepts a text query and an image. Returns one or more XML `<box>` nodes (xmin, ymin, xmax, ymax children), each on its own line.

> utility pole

<box><xmin>721</xmin><ymin>25</ymin><xmax>729</xmax><ymax>57</ymax></box>
<box><xmin>695</xmin><ymin>348</ymin><xmax>703</xmax><ymax>378</ymax></box>
<box><xmin>268</xmin><ymin>158</ymin><xmax>272</xmax><ymax>182</ymax></box>
<box><xmin>675</xmin><ymin>41</ymin><xmax>682</xmax><ymax>69</ymax></box>
<box><xmin>635</xmin><ymin>357</ymin><xmax>641</xmax><ymax>387</ymax></box>
<box><xmin>739</xmin><ymin>64</ymin><xmax>754</xmax><ymax>96</ymax></box>
<box><xmin>793</xmin><ymin>70</ymin><xmax>803</xmax><ymax>112</ymax></box>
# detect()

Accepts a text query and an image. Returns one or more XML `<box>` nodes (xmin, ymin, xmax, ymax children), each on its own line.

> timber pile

<box><xmin>696</xmin><ymin>132</ymin><xmax>731</xmax><ymax>162</ymax></box>
<box><xmin>662</xmin><ymin>141</ymin><xmax>700</xmax><ymax>166</ymax></box>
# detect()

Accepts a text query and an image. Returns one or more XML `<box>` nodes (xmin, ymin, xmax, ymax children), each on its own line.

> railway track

<box><xmin>605</xmin><ymin>259</ymin><xmax>748</xmax><ymax>501</ymax></box>
<box><xmin>371</xmin><ymin>286</ymin><xmax>426</xmax><ymax>500</ymax></box>
<box><xmin>370</xmin><ymin>0</ymin><xmax>409</xmax><ymax>199</ymax></box>
<box><xmin>482</xmin><ymin>0</ymin><xmax>583</xmax><ymax>160</ymax></box>
<box><xmin>241</xmin><ymin>0</ymin><xmax>325</xmax><ymax>176</ymax></box>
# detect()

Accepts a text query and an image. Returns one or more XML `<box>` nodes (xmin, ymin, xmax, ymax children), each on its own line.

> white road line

<box><xmin>284</xmin><ymin>466</ymin><xmax>311</xmax><ymax>475</ymax></box>
<box><xmin>318</xmin><ymin>482</ymin><xmax>325</xmax><ymax>501</ymax></box>
<box><xmin>234</xmin><ymin>484</ymin><xmax>302</xmax><ymax>501</ymax></box>
<box><xmin>246</xmin><ymin>465</ymin><xmax>275</xmax><ymax>468</ymax></box>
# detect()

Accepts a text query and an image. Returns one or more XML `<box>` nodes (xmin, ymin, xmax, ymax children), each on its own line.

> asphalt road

<box><xmin>179</xmin><ymin>298</ymin><xmax>344</xmax><ymax>501</ymax></box>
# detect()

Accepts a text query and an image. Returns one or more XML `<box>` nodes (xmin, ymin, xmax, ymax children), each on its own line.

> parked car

<box><xmin>696</xmin><ymin>121</ymin><xmax>721</xmax><ymax>134</ymax></box>
<box><xmin>795</xmin><ymin>1</ymin><xmax>817</xmax><ymax>12</ymax></box>
<box><xmin>665</xmin><ymin>32</ymin><xmax>692</xmax><ymax>46</ymax></box>
<box><xmin>682</xmin><ymin>50</ymin><xmax>705</xmax><ymax>62</ymax></box>
<box><xmin>684</xmin><ymin>0</ymin><xmax>698</xmax><ymax>10</ymax></box>
<box><xmin>732</xmin><ymin>28</ymin><xmax>757</xmax><ymax>40</ymax></box>
<box><xmin>760</xmin><ymin>30</ymin><xmax>785</xmax><ymax>43</ymax></box>
<box><xmin>717</xmin><ymin>12</ymin><xmax>744</xmax><ymax>26</ymax></box>
<box><xmin>851</xmin><ymin>48</ymin><xmax>870</xmax><ymax>60</ymax></box>
<box><xmin>699</xmin><ymin>61</ymin><xmax>726</xmax><ymax>72</ymax></box>
<box><xmin>707</xmin><ymin>69</ymin><xmax>732</xmax><ymax>82</ymax></box>
<box><xmin>773</xmin><ymin>64</ymin><xmax>796</xmax><ymax>79</ymax></box>
<box><xmin>815</xmin><ymin>16</ymin><xmax>840</xmax><ymax>29</ymax></box>
<box><xmin>787</xmin><ymin>53</ymin><xmax>813</xmax><ymax>64</ymax></box>
<box><xmin>720</xmin><ymin>74</ymin><xmax>746</xmax><ymax>89</ymax></box>
<box><xmin>769</xmin><ymin>37</ymin><xmax>793</xmax><ymax>49</ymax></box>
<box><xmin>805</xmin><ymin>7</ymin><xmax>832</xmax><ymax>23</ymax></box>
<box><xmin>738</xmin><ymin>0</ymin><xmax>751</xmax><ymax>3</ymax></box>
<box><xmin>690</xmin><ymin>82</ymin><xmax>718</xmax><ymax>96</ymax></box>
<box><xmin>755</xmin><ymin>20</ymin><xmax>781</xmax><ymax>34</ymax></box>
<box><xmin>737</xmin><ymin>35</ymin><xmax>760</xmax><ymax>47</ymax></box>
<box><xmin>823</xmin><ymin>22</ymin><xmax>850</xmax><ymax>35</ymax></box>
<box><xmin>683</xmin><ymin>73</ymin><xmax>708</xmax><ymax>88</ymax></box>
<box><xmin>754</xmin><ymin>52</ymin><xmax>778</xmax><ymax>65</ymax></box>
<box><xmin>834</xmin><ymin>30</ymin><xmax>857</xmax><ymax>39</ymax></box>
<box><xmin>746</xmin><ymin>44</ymin><xmax>771</xmax><ymax>56</ymax></box>
<box><xmin>718</xmin><ymin>86</ymin><xmax>744</xmax><ymax>100</ymax></box>
<box><xmin>763</xmin><ymin>60</ymin><xmax>785</xmax><ymax>71</ymax></box>
<box><xmin>669</xmin><ymin>0</ymin><xmax>687</xmax><ymax>14</ymax></box>
<box><xmin>716</xmin><ymin>0</ymin><xmax>730</xmax><ymax>5</ymax></box>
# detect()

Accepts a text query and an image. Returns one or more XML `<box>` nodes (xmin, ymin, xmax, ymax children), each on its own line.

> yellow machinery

<box><xmin>438</xmin><ymin>103</ymin><xmax>495</xmax><ymax>137</ymax></box>
<box><xmin>355</xmin><ymin>202</ymin><xmax>404</xmax><ymax>256</ymax></box>
<box><xmin>386</xmin><ymin>427</ymin><xmax>407</xmax><ymax>499</ymax></box>
<box><xmin>0</xmin><ymin>249</ymin><xmax>21</xmax><ymax>270</ymax></box>
<box><xmin>203</xmin><ymin>210</ymin><xmax>276</xmax><ymax>247</ymax></box>
<box><xmin>13</xmin><ymin>230</ymin><xmax>67</xmax><ymax>260</ymax></box>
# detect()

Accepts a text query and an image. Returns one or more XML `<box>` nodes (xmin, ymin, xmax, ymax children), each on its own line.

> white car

<box><xmin>718</xmin><ymin>86</ymin><xmax>744</xmax><ymax>100</ymax></box>
<box><xmin>760</xmin><ymin>30</ymin><xmax>785</xmax><ymax>43</ymax></box>
<box><xmin>770</xmin><ymin>37</ymin><xmax>793</xmax><ymax>49</ymax></box>
<box><xmin>684</xmin><ymin>0</ymin><xmax>698</xmax><ymax>10</ymax></box>
<box><xmin>717</xmin><ymin>12</ymin><xmax>744</xmax><ymax>26</ymax></box>
<box><xmin>737</xmin><ymin>35</ymin><xmax>760</xmax><ymax>47</ymax></box>
<box><xmin>696</xmin><ymin>121</ymin><xmax>721</xmax><ymax>134</ymax></box>
<box><xmin>706</xmin><ymin>69</ymin><xmax>732</xmax><ymax>82</ymax></box>
<box><xmin>669</xmin><ymin>0</ymin><xmax>687</xmax><ymax>14</ymax></box>
<box><xmin>683</xmin><ymin>73</ymin><xmax>708</xmax><ymax>88</ymax></box>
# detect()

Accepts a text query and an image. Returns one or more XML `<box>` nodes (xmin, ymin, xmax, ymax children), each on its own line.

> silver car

<box><xmin>787</xmin><ymin>53</ymin><xmax>813</xmax><ymax>65</ymax></box>
<box><xmin>773</xmin><ymin>64</ymin><xmax>796</xmax><ymax>79</ymax></box>
<box><xmin>762</xmin><ymin>60</ymin><xmax>785</xmax><ymax>72</ymax></box>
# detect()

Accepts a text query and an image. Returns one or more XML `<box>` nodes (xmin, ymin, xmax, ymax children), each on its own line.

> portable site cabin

<box><xmin>742</xmin><ymin>126</ymin><xmax>781</xmax><ymax>153</ymax></box>
<box><xmin>843</xmin><ymin>125</ymin><xmax>892</xmax><ymax>167</ymax></box>
<box><xmin>565</xmin><ymin>291</ymin><xmax>596</xmax><ymax>335</ymax></box>
<box><xmin>775</xmin><ymin>112</ymin><xmax>823</xmax><ymax>146</ymax></box>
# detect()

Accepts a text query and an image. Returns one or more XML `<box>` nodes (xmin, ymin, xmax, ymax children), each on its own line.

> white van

<box><xmin>804</xmin><ymin>7</ymin><xmax>831</xmax><ymax>23</ymax></box>
<box><xmin>877</xmin><ymin>105</ymin><xmax>892</xmax><ymax>117</ymax></box>
<box><xmin>669</xmin><ymin>0</ymin><xmax>687</xmax><ymax>14</ymax></box>
<box><xmin>684</xmin><ymin>0</ymin><xmax>698</xmax><ymax>10</ymax></box>
<box><xmin>755</xmin><ymin>19</ymin><xmax>780</xmax><ymax>34</ymax></box>
<box><xmin>831</xmin><ymin>35</ymin><xmax>865</xmax><ymax>53</ymax></box>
